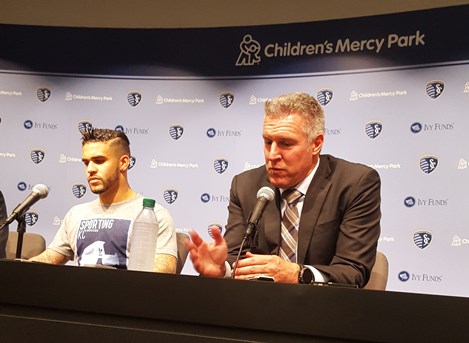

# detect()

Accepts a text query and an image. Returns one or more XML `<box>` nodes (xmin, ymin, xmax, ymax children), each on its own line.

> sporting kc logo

<box><xmin>426</xmin><ymin>80</ymin><xmax>444</xmax><ymax>99</ymax></box>
<box><xmin>78</xmin><ymin>121</ymin><xmax>93</xmax><ymax>134</ymax></box>
<box><xmin>317</xmin><ymin>89</ymin><xmax>333</xmax><ymax>106</ymax></box>
<box><xmin>365</xmin><ymin>121</ymin><xmax>383</xmax><ymax>139</ymax></box>
<box><xmin>72</xmin><ymin>184</ymin><xmax>87</xmax><ymax>199</ymax></box>
<box><xmin>37</xmin><ymin>88</ymin><xmax>51</xmax><ymax>102</ymax></box>
<box><xmin>24</xmin><ymin>212</ymin><xmax>39</xmax><ymax>226</ymax></box>
<box><xmin>164</xmin><ymin>189</ymin><xmax>178</xmax><ymax>204</ymax></box>
<box><xmin>169</xmin><ymin>125</ymin><xmax>184</xmax><ymax>140</ymax></box>
<box><xmin>214</xmin><ymin>159</ymin><xmax>229</xmax><ymax>174</ymax></box>
<box><xmin>127</xmin><ymin>92</ymin><xmax>142</xmax><ymax>107</ymax></box>
<box><xmin>419</xmin><ymin>155</ymin><xmax>438</xmax><ymax>174</ymax></box>
<box><xmin>219</xmin><ymin>93</ymin><xmax>234</xmax><ymax>108</ymax></box>
<box><xmin>128</xmin><ymin>156</ymin><xmax>136</xmax><ymax>170</ymax></box>
<box><xmin>413</xmin><ymin>230</ymin><xmax>432</xmax><ymax>249</ymax></box>
<box><xmin>30</xmin><ymin>149</ymin><xmax>45</xmax><ymax>164</ymax></box>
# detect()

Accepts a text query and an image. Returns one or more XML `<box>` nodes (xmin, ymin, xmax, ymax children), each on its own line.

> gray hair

<box><xmin>264</xmin><ymin>92</ymin><xmax>325</xmax><ymax>143</ymax></box>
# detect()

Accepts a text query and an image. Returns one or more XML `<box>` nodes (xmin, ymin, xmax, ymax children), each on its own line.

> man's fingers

<box><xmin>189</xmin><ymin>228</ymin><xmax>203</xmax><ymax>246</ymax></box>
<box><xmin>209</xmin><ymin>226</ymin><xmax>224</xmax><ymax>244</ymax></box>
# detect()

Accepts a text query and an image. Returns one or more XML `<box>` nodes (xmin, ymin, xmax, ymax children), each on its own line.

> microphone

<box><xmin>232</xmin><ymin>186</ymin><xmax>275</xmax><ymax>279</ymax></box>
<box><xmin>0</xmin><ymin>184</ymin><xmax>49</xmax><ymax>230</ymax></box>
<box><xmin>244</xmin><ymin>186</ymin><xmax>275</xmax><ymax>240</ymax></box>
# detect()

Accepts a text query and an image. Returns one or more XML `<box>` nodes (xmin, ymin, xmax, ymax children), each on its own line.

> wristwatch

<box><xmin>298</xmin><ymin>264</ymin><xmax>314</xmax><ymax>284</ymax></box>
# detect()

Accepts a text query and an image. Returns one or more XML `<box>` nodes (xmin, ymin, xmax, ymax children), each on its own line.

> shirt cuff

<box><xmin>224</xmin><ymin>261</ymin><xmax>232</xmax><ymax>278</ymax></box>
<box><xmin>306</xmin><ymin>265</ymin><xmax>328</xmax><ymax>283</ymax></box>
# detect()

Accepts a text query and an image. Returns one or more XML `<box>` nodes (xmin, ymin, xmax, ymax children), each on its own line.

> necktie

<box><xmin>279</xmin><ymin>189</ymin><xmax>303</xmax><ymax>262</ymax></box>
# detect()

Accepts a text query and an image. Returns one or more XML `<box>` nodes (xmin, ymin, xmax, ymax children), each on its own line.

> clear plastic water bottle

<box><xmin>128</xmin><ymin>198</ymin><xmax>159</xmax><ymax>272</ymax></box>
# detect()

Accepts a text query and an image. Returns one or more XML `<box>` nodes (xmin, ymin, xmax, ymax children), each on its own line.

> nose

<box><xmin>86</xmin><ymin>162</ymin><xmax>97</xmax><ymax>174</ymax></box>
<box><xmin>266</xmin><ymin>142</ymin><xmax>281</xmax><ymax>161</ymax></box>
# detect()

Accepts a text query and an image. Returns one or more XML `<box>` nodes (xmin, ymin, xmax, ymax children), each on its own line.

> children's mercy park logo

<box><xmin>235</xmin><ymin>35</ymin><xmax>261</xmax><ymax>66</ymax></box>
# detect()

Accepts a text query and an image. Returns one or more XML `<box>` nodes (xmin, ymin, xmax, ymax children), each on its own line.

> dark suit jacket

<box><xmin>0</xmin><ymin>191</ymin><xmax>9</xmax><ymax>259</ymax></box>
<box><xmin>224</xmin><ymin>154</ymin><xmax>381</xmax><ymax>287</ymax></box>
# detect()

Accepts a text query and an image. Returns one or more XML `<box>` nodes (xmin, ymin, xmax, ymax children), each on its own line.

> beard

<box><xmin>89</xmin><ymin>170</ymin><xmax>119</xmax><ymax>195</ymax></box>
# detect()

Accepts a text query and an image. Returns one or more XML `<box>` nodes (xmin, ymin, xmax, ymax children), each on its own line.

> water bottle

<box><xmin>128</xmin><ymin>198</ymin><xmax>159</xmax><ymax>272</ymax></box>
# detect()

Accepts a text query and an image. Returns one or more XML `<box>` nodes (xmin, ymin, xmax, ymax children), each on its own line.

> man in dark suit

<box><xmin>189</xmin><ymin>92</ymin><xmax>381</xmax><ymax>287</ymax></box>
<box><xmin>0</xmin><ymin>191</ymin><xmax>9</xmax><ymax>258</ymax></box>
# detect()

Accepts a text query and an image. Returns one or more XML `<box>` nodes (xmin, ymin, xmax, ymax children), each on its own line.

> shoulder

<box><xmin>154</xmin><ymin>203</ymin><xmax>173</xmax><ymax>220</ymax></box>
<box><xmin>233</xmin><ymin>165</ymin><xmax>267</xmax><ymax>183</ymax></box>
<box><xmin>66</xmin><ymin>199</ymin><xmax>99</xmax><ymax>214</ymax></box>
<box><xmin>322</xmin><ymin>154</ymin><xmax>379</xmax><ymax>179</ymax></box>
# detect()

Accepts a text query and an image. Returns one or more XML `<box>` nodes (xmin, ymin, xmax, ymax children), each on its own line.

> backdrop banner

<box><xmin>0</xmin><ymin>5</ymin><xmax>468</xmax><ymax>296</ymax></box>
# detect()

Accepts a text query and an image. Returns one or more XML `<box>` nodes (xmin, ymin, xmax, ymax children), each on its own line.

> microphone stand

<box><xmin>231</xmin><ymin>236</ymin><xmax>248</xmax><ymax>279</ymax></box>
<box><xmin>231</xmin><ymin>222</ymin><xmax>255</xmax><ymax>279</ymax></box>
<box><xmin>15</xmin><ymin>215</ymin><xmax>26</xmax><ymax>259</ymax></box>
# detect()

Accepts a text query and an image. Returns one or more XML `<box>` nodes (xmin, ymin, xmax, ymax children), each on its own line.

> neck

<box><xmin>98</xmin><ymin>183</ymin><xmax>136</xmax><ymax>206</ymax></box>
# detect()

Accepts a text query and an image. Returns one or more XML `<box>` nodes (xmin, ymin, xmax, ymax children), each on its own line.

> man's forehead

<box><xmin>82</xmin><ymin>140</ymin><xmax>113</xmax><ymax>155</ymax></box>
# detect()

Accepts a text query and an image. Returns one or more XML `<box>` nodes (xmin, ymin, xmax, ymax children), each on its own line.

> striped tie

<box><xmin>279</xmin><ymin>189</ymin><xmax>303</xmax><ymax>262</ymax></box>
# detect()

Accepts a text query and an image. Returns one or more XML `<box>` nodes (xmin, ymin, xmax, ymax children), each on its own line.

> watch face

<box><xmin>301</xmin><ymin>267</ymin><xmax>313</xmax><ymax>284</ymax></box>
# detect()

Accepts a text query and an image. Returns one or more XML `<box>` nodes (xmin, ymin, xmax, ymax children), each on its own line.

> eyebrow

<box><xmin>82</xmin><ymin>155</ymin><xmax>106</xmax><ymax>162</ymax></box>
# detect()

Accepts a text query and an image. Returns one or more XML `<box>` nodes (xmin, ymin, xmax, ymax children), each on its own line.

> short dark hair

<box><xmin>81</xmin><ymin>128</ymin><xmax>130</xmax><ymax>155</ymax></box>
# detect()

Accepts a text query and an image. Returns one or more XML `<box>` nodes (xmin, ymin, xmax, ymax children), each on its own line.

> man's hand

<box><xmin>188</xmin><ymin>226</ymin><xmax>228</xmax><ymax>277</ymax></box>
<box><xmin>29</xmin><ymin>249</ymin><xmax>69</xmax><ymax>265</ymax></box>
<box><xmin>233</xmin><ymin>252</ymin><xmax>299</xmax><ymax>283</ymax></box>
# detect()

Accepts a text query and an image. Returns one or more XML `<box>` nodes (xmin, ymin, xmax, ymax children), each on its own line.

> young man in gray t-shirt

<box><xmin>31</xmin><ymin>128</ymin><xmax>177</xmax><ymax>272</ymax></box>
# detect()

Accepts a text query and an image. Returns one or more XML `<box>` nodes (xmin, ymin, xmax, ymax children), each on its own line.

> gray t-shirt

<box><xmin>48</xmin><ymin>195</ymin><xmax>177</xmax><ymax>269</ymax></box>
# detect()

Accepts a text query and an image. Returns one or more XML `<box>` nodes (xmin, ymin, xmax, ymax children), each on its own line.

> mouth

<box><xmin>268</xmin><ymin>166</ymin><xmax>283</xmax><ymax>173</ymax></box>
<box><xmin>88</xmin><ymin>178</ymin><xmax>101</xmax><ymax>185</ymax></box>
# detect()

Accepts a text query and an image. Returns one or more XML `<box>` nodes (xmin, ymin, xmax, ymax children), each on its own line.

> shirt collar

<box><xmin>280</xmin><ymin>157</ymin><xmax>320</xmax><ymax>195</ymax></box>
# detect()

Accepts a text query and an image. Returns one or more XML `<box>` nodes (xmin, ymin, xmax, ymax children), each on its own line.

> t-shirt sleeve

<box><xmin>48</xmin><ymin>209</ymin><xmax>76</xmax><ymax>260</ymax></box>
<box><xmin>154</xmin><ymin>205</ymin><xmax>177</xmax><ymax>257</ymax></box>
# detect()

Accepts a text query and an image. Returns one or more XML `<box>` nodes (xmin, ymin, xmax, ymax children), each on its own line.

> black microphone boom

<box><xmin>244</xmin><ymin>186</ymin><xmax>275</xmax><ymax>240</ymax></box>
<box><xmin>0</xmin><ymin>184</ymin><xmax>49</xmax><ymax>230</ymax></box>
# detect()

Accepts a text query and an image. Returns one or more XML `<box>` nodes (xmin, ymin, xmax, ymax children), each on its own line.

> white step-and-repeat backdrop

<box><xmin>1</xmin><ymin>5</ymin><xmax>468</xmax><ymax>296</ymax></box>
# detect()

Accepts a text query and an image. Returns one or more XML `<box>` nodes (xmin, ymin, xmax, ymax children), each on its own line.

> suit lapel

<box><xmin>297</xmin><ymin>157</ymin><xmax>332</xmax><ymax>263</ymax></box>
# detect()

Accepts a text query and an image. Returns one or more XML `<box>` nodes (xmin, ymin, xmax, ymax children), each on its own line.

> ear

<box><xmin>119</xmin><ymin>154</ymin><xmax>130</xmax><ymax>172</ymax></box>
<box><xmin>310</xmin><ymin>134</ymin><xmax>324</xmax><ymax>155</ymax></box>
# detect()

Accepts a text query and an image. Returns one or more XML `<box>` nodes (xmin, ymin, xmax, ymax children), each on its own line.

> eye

<box><xmin>279</xmin><ymin>140</ymin><xmax>293</xmax><ymax>147</ymax></box>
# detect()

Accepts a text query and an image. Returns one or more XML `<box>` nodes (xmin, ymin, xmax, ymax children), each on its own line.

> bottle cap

<box><xmin>142</xmin><ymin>198</ymin><xmax>156</xmax><ymax>208</ymax></box>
